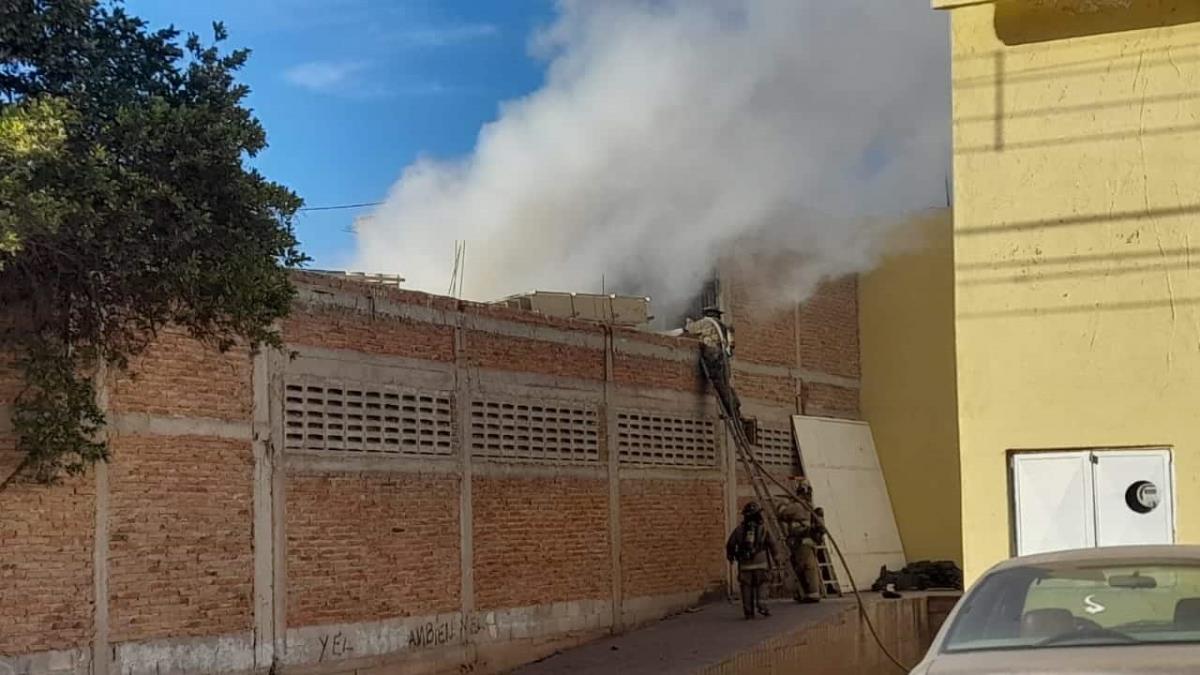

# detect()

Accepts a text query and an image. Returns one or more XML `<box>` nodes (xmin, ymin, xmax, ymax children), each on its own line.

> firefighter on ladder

<box><xmin>684</xmin><ymin>306</ymin><xmax>743</xmax><ymax>424</ymax></box>
<box><xmin>776</xmin><ymin>477</ymin><xmax>825</xmax><ymax>604</ymax></box>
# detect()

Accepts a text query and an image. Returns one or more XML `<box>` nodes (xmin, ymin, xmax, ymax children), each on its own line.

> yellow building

<box><xmin>938</xmin><ymin>0</ymin><xmax>1200</xmax><ymax>581</ymax></box>
<box><xmin>861</xmin><ymin>209</ymin><xmax>963</xmax><ymax>565</ymax></box>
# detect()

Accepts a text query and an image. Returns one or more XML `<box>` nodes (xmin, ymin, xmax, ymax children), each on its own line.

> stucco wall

<box><xmin>860</xmin><ymin>209</ymin><xmax>962</xmax><ymax>564</ymax></box>
<box><xmin>947</xmin><ymin>0</ymin><xmax>1200</xmax><ymax>580</ymax></box>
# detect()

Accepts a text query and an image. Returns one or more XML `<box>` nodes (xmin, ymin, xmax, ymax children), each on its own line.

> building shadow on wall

<box><xmin>995</xmin><ymin>0</ymin><xmax>1200</xmax><ymax>45</ymax></box>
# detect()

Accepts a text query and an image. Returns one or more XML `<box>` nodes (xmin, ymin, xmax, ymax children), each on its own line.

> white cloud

<box><xmin>283</xmin><ymin>60</ymin><xmax>369</xmax><ymax>92</ymax></box>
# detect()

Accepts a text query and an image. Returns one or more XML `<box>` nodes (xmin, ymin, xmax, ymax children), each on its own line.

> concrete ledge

<box><xmin>476</xmin><ymin>599</ymin><xmax>613</xmax><ymax>644</ymax></box>
<box><xmin>282</xmin><ymin>600</ymin><xmax>614</xmax><ymax>672</ymax></box>
<box><xmin>0</xmin><ymin>648</ymin><xmax>89</xmax><ymax>675</ymax></box>
<box><xmin>285</xmin><ymin>450</ymin><xmax>461</xmax><ymax>475</ymax></box>
<box><xmin>617</xmin><ymin>467</ymin><xmax>724</xmax><ymax>481</ymax></box>
<box><xmin>110</xmin><ymin>413</ymin><xmax>253</xmax><ymax>441</ymax></box>
<box><xmin>283</xmin><ymin>611</ymin><xmax>467</xmax><ymax>667</ymax></box>
<box><xmin>621</xmin><ymin>590</ymin><xmax>710</xmax><ymax>628</ymax></box>
<box><xmin>294</xmin><ymin>290</ymin><xmax>608</xmax><ymax>350</ymax></box>
<box><xmin>473</xmin><ymin>461</ymin><xmax>606</xmax><ymax>479</ymax></box>
<box><xmin>113</xmin><ymin>632</ymin><xmax>256</xmax><ymax>675</ymax></box>
<box><xmin>286</xmin><ymin>347</ymin><xmax>456</xmax><ymax>391</ymax></box>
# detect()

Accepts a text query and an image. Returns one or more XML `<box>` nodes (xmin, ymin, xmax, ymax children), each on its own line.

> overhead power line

<box><xmin>297</xmin><ymin>201</ymin><xmax>384</xmax><ymax>212</ymax></box>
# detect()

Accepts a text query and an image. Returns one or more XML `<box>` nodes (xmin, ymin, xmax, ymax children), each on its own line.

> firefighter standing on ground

<box><xmin>726</xmin><ymin>501</ymin><xmax>776</xmax><ymax>619</ymax></box>
<box><xmin>684</xmin><ymin>306</ymin><xmax>743</xmax><ymax>422</ymax></box>
<box><xmin>776</xmin><ymin>478</ymin><xmax>824</xmax><ymax>604</ymax></box>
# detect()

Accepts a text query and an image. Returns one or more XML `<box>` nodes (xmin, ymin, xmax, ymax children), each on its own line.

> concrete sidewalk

<box><xmin>510</xmin><ymin>598</ymin><xmax>854</xmax><ymax>675</ymax></box>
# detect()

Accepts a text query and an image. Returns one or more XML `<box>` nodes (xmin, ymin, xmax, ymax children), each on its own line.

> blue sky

<box><xmin>126</xmin><ymin>0</ymin><xmax>555</xmax><ymax>269</ymax></box>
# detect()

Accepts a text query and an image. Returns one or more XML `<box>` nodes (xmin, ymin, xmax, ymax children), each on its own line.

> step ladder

<box><xmin>702</xmin><ymin>356</ymin><xmax>842</xmax><ymax>599</ymax></box>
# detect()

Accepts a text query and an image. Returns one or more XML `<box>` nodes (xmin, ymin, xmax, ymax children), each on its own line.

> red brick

<box><xmin>284</xmin><ymin>306</ymin><xmax>455</xmax><ymax>362</ymax></box>
<box><xmin>287</xmin><ymin>473</ymin><xmax>461</xmax><ymax>626</ymax></box>
<box><xmin>801</xmin><ymin>382</ymin><xmax>861</xmax><ymax>420</ymax></box>
<box><xmin>108</xmin><ymin>435</ymin><xmax>253</xmax><ymax>641</ymax></box>
<box><xmin>0</xmin><ymin>441</ymin><xmax>95</xmax><ymax>654</ymax></box>
<box><xmin>110</xmin><ymin>327</ymin><xmax>252</xmax><ymax>421</ymax></box>
<box><xmin>731</xmin><ymin>371</ymin><xmax>797</xmax><ymax>408</ymax></box>
<box><xmin>729</xmin><ymin>285</ymin><xmax>797</xmax><ymax>368</ymax></box>
<box><xmin>464</xmin><ymin>331</ymin><xmax>605</xmax><ymax>381</ymax></box>
<box><xmin>620</xmin><ymin>479</ymin><xmax>725</xmax><ymax>598</ymax></box>
<box><xmin>473</xmin><ymin>477</ymin><xmax>610</xmax><ymax>610</ymax></box>
<box><xmin>798</xmin><ymin>278</ymin><xmax>860</xmax><ymax>379</ymax></box>
<box><xmin>613</xmin><ymin>354</ymin><xmax>703</xmax><ymax>393</ymax></box>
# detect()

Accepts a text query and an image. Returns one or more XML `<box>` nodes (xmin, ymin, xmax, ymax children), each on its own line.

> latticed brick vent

<box><xmin>469</xmin><ymin>399</ymin><xmax>601</xmax><ymax>463</ymax></box>
<box><xmin>756</xmin><ymin>422</ymin><xmax>799</xmax><ymax>471</ymax></box>
<box><xmin>284</xmin><ymin>379</ymin><xmax>454</xmax><ymax>455</ymax></box>
<box><xmin>616</xmin><ymin>412</ymin><xmax>718</xmax><ymax>468</ymax></box>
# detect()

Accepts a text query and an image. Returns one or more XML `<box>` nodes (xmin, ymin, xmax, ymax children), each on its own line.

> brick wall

<box><xmin>612</xmin><ymin>353</ymin><xmax>703</xmax><ymax>392</ymax></box>
<box><xmin>108</xmin><ymin>434</ymin><xmax>254</xmax><ymax>641</ymax></box>
<box><xmin>283</xmin><ymin>305</ymin><xmax>456</xmax><ymax>362</ymax></box>
<box><xmin>473</xmin><ymin>476</ymin><xmax>611</xmax><ymax>610</ymax></box>
<box><xmin>0</xmin><ymin>469</ymin><xmax>95</xmax><ymax>655</ymax></box>
<box><xmin>286</xmin><ymin>473</ymin><xmax>462</xmax><ymax>626</ymax></box>
<box><xmin>463</xmin><ymin>331</ymin><xmax>605</xmax><ymax>380</ymax></box>
<box><xmin>1</xmin><ymin>357</ymin><xmax>92</xmax><ymax>657</ymax></box>
<box><xmin>729</xmin><ymin>283</ymin><xmax>797</xmax><ymax>368</ymax></box>
<box><xmin>732</xmin><ymin>371</ymin><xmax>796</xmax><ymax>408</ymax></box>
<box><xmin>0</xmin><ymin>267</ymin><xmax>866</xmax><ymax>669</ymax></box>
<box><xmin>798</xmin><ymin>277</ymin><xmax>860</xmax><ymax>379</ymax></box>
<box><xmin>801</xmin><ymin>381</ymin><xmax>861</xmax><ymax>420</ymax></box>
<box><xmin>110</xmin><ymin>328</ymin><xmax>252</xmax><ymax>421</ymax></box>
<box><xmin>620</xmin><ymin>479</ymin><xmax>726</xmax><ymax>598</ymax></box>
<box><xmin>723</xmin><ymin>270</ymin><xmax>862</xmax><ymax>420</ymax></box>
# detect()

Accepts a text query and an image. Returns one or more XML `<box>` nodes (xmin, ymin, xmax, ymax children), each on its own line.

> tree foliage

<box><xmin>0</xmin><ymin>0</ymin><xmax>307</xmax><ymax>483</ymax></box>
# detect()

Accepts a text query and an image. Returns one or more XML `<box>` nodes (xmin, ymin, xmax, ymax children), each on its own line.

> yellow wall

<box><xmin>861</xmin><ymin>209</ymin><xmax>962</xmax><ymax>564</ymax></box>
<box><xmin>947</xmin><ymin>0</ymin><xmax>1200</xmax><ymax>581</ymax></box>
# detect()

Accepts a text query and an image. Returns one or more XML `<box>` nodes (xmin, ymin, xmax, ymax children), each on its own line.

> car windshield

<box><xmin>942</xmin><ymin>561</ymin><xmax>1200</xmax><ymax>653</ymax></box>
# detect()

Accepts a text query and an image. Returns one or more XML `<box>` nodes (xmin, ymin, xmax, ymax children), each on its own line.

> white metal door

<box><xmin>1012</xmin><ymin>449</ymin><xmax>1175</xmax><ymax>556</ymax></box>
<box><xmin>1012</xmin><ymin>452</ymin><xmax>1096</xmax><ymax>556</ymax></box>
<box><xmin>1093</xmin><ymin>450</ymin><xmax>1174</xmax><ymax>547</ymax></box>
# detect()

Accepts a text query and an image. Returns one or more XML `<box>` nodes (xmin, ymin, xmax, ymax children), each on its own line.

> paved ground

<box><xmin>510</xmin><ymin>598</ymin><xmax>855</xmax><ymax>675</ymax></box>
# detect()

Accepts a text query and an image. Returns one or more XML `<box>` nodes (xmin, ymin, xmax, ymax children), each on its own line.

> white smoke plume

<box><xmin>354</xmin><ymin>0</ymin><xmax>949</xmax><ymax>322</ymax></box>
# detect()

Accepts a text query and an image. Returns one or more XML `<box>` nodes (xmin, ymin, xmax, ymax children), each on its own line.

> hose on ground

<box><xmin>754</xmin><ymin>457</ymin><xmax>912</xmax><ymax>673</ymax></box>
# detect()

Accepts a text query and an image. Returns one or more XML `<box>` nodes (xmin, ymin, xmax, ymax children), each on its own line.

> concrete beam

<box><xmin>110</xmin><ymin>413</ymin><xmax>252</xmax><ymax>441</ymax></box>
<box><xmin>284</xmin><ymin>450</ymin><xmax>462</xmax><ymax>476</ymax></box>
<box><xmin>473</xmin><ymin>462</ymin><xmax>606</xmax><ymax>480</ymax></box>
<box><xmin>731</xmin><ymin>359</ymin><xmax>861</xmax><ymax>390</ymax></box>
<box><xmin>294</xmin><ymin>288</ymin><xmax>607</xmax><ymax>350</ymax></box>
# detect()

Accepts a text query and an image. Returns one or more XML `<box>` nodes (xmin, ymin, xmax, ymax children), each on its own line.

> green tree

<box><xmin>0</xmin><ymin>0</ymin><xmax>307</xmax><ymax>484</ymax></box>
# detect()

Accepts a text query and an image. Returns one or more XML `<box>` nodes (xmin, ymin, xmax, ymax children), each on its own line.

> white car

<box><xmin>912</xmin><ymin>546</ymin><xmax>1200</xmax><ymax>674</ymax></box>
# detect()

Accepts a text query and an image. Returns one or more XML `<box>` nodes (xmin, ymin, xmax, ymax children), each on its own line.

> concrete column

<box><xmin>251</xmin><ymin>349</ymin><xmax>276</xmax><ymax>668</ymax></box>
<box><xmin>92</xmin><ymin>365</ymin><xmax>111</xmax><ymax>675</ymax></box>
<box><xmin>603</xmin><ymin>329</ymin><xmax>624</xmax><ymax>632</ymax></box>
<box><xmin>266</xmin><ymin>349</ymin><xmax>288</xmax><ymax>665</ymax></box>
<box><xmin>454</xmin><ymin>318</ymin><xmax>476</xmax><ymax>644</ymax></box>
<box><xmin>717</xmin><ymin>271</ymin><xmax>738</xmax><ymax>597</ymax></box>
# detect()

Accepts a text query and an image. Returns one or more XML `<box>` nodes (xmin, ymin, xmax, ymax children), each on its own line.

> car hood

<box><xmin>919</xmin><ymin>644</ymin><xmax>1200</xmax><ymax>674</ymax></box>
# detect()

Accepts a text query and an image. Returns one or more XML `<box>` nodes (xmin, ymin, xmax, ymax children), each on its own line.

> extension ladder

<box><xmin>702</xmin><ymin>356</ymin><xmax>842</xmax><ymax>599</ymax></box>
